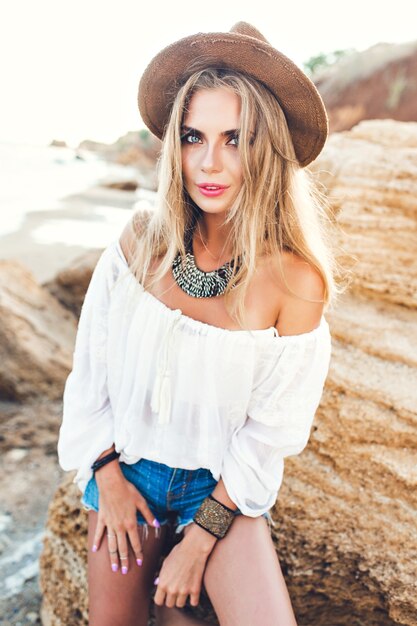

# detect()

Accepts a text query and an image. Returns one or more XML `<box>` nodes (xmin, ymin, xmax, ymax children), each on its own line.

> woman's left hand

<box><xmin>153</xmin><ymin>523</ymin><xmax>217</xmax><ymax>608</ymax></box>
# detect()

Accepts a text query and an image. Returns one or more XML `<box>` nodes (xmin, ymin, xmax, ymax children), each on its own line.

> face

<box><xmin>181</xmin><ymin>88</ymin><xmax>245</xmax><ymax>216</ymax></box>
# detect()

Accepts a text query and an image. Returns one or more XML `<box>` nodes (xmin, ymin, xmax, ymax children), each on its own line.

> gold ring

<box><xmin>108</xmin><ymin>549</ymin><xmax>118</xmax><ymax>554</ymax></box>
<box><xmin>107</xmin><ymin>533</ymin><xmax>116</xmax><ymax>538</ymax></box>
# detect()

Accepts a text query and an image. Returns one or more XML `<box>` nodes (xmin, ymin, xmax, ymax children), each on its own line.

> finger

<box><xmin>117</xmin><ymin>530</ymin><xmax>130</xmax><ymax>575</ymax></box>
<box><xmin>106</xmin><ymin>529</ymin><xmax>119</xmax><ymax>573</ymax></box>
<box><xmin>153</xmin><ymin>582</ymin><xmax>165</xmax><ymax>607</ymax></box>
<box><xmin>175</xmin><ymin>593</ymin><xmax>188</xmax><ymax>608</ymax></box>
<box><xmin>92</xmin><ymin>516</ymin><xmax>106</xmax><ymax>552</ymax></box>
<box><xmin>164</xmin><ymin>592</ymin><xmax>177</xmax><ymax>609</ymax></box>
<box><xmin>127</xmin><ymin>527</ymin><xmax>143</xmax><ymax>567</ymax></box>
<box><xmin>189</xmin><ymin>589</ymin><xmax>200</xmax><ymax>607</ymax></box>
<box><xmin>137</xmin><ymin>498</ymin><xmax>161</xmax><ymax>529</ymax></box>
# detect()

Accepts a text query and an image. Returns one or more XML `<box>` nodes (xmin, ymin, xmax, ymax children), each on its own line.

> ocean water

<box><xmin>0</xmin><ymin>142</ymin><xmax>155</xmax><ymax>247</ymax></box>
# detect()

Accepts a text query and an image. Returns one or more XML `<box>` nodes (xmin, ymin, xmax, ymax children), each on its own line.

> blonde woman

<box><xmin>58</xmin><ymin>21</ymin><xmax>343</xmax><ymax>626</ymax></box>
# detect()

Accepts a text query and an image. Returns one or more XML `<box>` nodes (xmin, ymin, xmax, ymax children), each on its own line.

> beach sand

<box><xmin>0</xmin><ymin>183</ymin><xmax>147</xmax><ymax>283</ymax></box>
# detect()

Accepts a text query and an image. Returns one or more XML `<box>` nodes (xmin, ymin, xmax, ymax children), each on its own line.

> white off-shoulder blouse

<box><xmin>57</xmin><ymin>238</ymin><xmax>332</xmax><ymax>517</ymax></box>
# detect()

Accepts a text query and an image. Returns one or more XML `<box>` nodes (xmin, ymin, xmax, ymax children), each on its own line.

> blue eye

<box><xmin>228</xmin><ymin>135</ymin><xmax>239</xmax><ymax>146</ymax></box>
<box><xmin>181</xmin><ymin>132</ymin><xmax>200</xmax><ymax>144</ymax></box>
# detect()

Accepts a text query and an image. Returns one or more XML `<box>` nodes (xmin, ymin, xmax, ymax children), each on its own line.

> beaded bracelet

<box><xmin>91</xmin><ymin>450</ymin><xmax>120</xmax><ymax>473</ymax></box>
<box><xmin>193</xmin><ymin>494</ymin><xmax>236</xmax><ymax>539</ymax></box>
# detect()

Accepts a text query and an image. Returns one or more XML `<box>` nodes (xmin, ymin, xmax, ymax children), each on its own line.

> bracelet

<box><xmin>91</xmin><ymin>450</ymin><xmax>120</xmax><ymax>473</ymax></box>
<box><xmin>193</xmin><ymin>494</ymin><xmax>236</xmax><ymax>539</ymax></box>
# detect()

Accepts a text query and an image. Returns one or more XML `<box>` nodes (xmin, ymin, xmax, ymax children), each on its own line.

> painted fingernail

<box><xmin>136</xmin><ymin>558</ymin><xmax>143</xmax><ymax>566</ymax></box>
<box><xmin>154</xmin><ymin>576</ymin><xmax>159</xmax><ymax>585</ymax></box>
<box><xmin>111</xmin><ymin>564</ymin><xmax>118</xmax><ymax>572</ymax></box>
<box><xmin>152</xmin><ymin>518</ymin><xmax>160</xmax><ymax>528</ymax></box>
<box><xmin>92</xmin><ymin>544</ymin><xmax>98</xmax><ymax>552</ymax></box>
<box><xmin>122</xmin><ymin>566</ymin><xmax>128</xmax><ymax>575</ymax></box>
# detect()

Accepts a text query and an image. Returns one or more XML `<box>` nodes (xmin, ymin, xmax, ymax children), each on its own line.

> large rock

<box><xmin>313</xmin><ymin>119</ymin><xmax>417</xmax><ymax>308</ymax></box>
<box><xmin>272</xmin><ymin>289</ymin><xmax>417</xmax><ymax>625</ymax></box>
<box><xmin>39</xmin><ymin>120</ymin><xmax>417</xmax><ymax>625</ymax></box>
<box><xmin>272</xmin><ymin>119</ymin><xmax>417</xmax><ymax>625</ymax></box>
<box><xmin>0</xmin><ymin>260</ymin><xmax>76</xmax><ymax>401</ymax></box>
<box><xmin>43</xmin><ymin>249</ymin><xmax>102</xmax><ymax>319</ymax></box>
<box><xmin>315</xmin><ymin>40</ymin><xmax>417</xmax><ymax>132</ymax></box>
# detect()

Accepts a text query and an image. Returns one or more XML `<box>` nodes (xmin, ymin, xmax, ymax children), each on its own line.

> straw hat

<box><xmin>138</xmin><ymin>21</ymin><xmax>328</xmax><ymax>167</ymax></box>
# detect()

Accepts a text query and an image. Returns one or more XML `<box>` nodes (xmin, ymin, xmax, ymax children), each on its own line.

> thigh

<box><xmin>200</xmin><ymin>515</ymin><xmax>297</xmax><ymax>626</ymax></box>
<box><xmin>87</xmin><ymin>510</ymin><xmax>168</xmax><ymax>626</ymax></box>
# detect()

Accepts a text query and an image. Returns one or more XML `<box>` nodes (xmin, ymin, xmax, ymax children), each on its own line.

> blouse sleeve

<box><xmin>57</xmin><ymin>244</ymin><xmax>118</xmax><ymax>494</ymax></box>
<box><xmin>220</xmin><ymin>319</ymin><xmax>332</xmax><ymax>517</ymax></box>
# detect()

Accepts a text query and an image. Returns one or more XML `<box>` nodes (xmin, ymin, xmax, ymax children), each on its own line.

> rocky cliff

<box><xmin>315</xmin><ymin>41</ymin><xmax>417</xmax><ymax>132</ymax></box>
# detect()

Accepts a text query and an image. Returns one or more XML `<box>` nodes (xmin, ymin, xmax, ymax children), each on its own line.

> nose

<box><xmin>200</xmin><ymin>142</ymin><xmax>222</xmax><ymax>173</ymax></box>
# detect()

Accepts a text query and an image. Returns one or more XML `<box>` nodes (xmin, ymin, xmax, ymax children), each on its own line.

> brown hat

<box><xmin>138</xmin><ymin>21</ymin><xmax>328</xmax><ymax>167</ymax></box>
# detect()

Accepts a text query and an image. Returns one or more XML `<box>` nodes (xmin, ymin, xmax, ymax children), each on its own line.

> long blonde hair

<box><xmin>124</xmin><ymin>67</ymin><xmax>349</xmax><ymax>329</ymax></box>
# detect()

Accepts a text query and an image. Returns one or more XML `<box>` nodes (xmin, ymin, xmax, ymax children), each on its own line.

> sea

<box><xmin>0</xmin><ymin>141</ymin><xmax>156</xmax><ymax>248</ymax></box>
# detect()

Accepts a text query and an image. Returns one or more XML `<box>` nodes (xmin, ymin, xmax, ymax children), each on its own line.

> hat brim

<box><xmin>138</xmin><ymin>32</ymin><xmax>328</xmax><ymax>167</ymax></box>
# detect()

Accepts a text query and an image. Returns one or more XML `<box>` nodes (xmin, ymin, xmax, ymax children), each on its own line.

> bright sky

<box><xmin>1</xmin><ymin>0</ymin><xmax>416</xmax><ymax>148</ymax></box>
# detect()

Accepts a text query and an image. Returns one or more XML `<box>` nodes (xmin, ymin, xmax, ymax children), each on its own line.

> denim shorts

<box><xmin>81</xmin><ymin>457</ymin><xmax>274</xmax><ymax>535</ymax></box>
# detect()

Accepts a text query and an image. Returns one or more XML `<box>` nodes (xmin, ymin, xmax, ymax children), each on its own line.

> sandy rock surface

<box><xmin>43</xmin><ymin>249</ymin><xmax>102</xmax><ymax>318</ymax></box>
<box><xmin>0</xmin><ymin>260</ymin><xmax>76</xmax><ymax>401</ymax></box>
<box><xmin>313</xmin><ymin>119</ymin><xmax>417</xmax><ymax>308</ymax></box>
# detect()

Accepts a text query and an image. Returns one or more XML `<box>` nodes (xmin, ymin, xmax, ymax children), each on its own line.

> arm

<box><xmin>57</xmin><ymin>245</ymin><xmax>118</xmax><ymax>493</ymax></box>
<box><xmin>87</xmin><ymin>211</ymin><xmax>146</xmax><ymax>485</ymax></box>
<box><xmin>58</xmin><ymin>209</ymin><xmax>150</xmax><ymax>491</ymax></box>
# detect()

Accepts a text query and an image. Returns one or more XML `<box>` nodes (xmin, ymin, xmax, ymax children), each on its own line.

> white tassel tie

<box><xmin>150</xmin><ymin>310</ymin><xmax>182</xmax><ymax>425</ymax></box>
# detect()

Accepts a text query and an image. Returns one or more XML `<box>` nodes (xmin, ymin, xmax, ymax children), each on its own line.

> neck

<box><xmin>195</xmin><ymin>213</ymin><xmax>233</xmax><ymax>259</ymax></box>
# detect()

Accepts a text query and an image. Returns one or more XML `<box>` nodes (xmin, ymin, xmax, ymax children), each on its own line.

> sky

<box><xmin>1</xmin><ymin>0</ymin><xmax>416</xmax><ymax>148</ymax></box>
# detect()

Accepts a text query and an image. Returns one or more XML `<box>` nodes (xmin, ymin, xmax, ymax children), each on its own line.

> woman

<box><xmin>58</xmin><ymin>21</ymin><xmax>343</xmax><ymax>626</ymax></box>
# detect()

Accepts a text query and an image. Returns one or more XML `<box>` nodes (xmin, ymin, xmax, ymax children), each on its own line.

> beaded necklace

<box><xmin>172</xmin><ymin>224</ymin><xmax>241</xmax><ymax>298</ymax></box>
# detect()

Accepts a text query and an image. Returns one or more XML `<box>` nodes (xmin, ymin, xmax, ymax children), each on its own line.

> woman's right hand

<box><xmin>91</xmin><ymin>461</ymin><xmax>160</xmax><ymax>574</ymax></box>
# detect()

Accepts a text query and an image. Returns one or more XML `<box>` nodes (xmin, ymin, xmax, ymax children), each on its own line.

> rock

<box><xmin>49</xmin><ymin>140</ymin><xmax>67</xmax><ymax>148</ymax></box>
<box><xmin>269</xmin><ymin>119</ymin><xmax>417</xmax><ymax>625</ymax></box>
<box><xmin>312</xmin><ymin>119</ymin><xmax>417</xmax><ymax>308</ymax></box>
<box><xmin>39</xmin><ymin>475</ymin><xmax>89</xmax><ymax>626</ymax></box>
<box><xmin>101</xmin><ymin>180</ymin><xmax>139</xmax><ymax>192</ymax></box>
<box><xmin>315</xmin><ymin>40</ymin><xmax>417</xmax><ymax>132</ymax></box>
<box><xmin>42</xmin><ymin>249</ymin><xmax>102</xmax><ymax>319</ymax></box>
<box><xmin>78</xmin><ymin>131</ymin><xmax>161</xmax><ymax>191</ymax></box>
<box><xmin>0</xmin><ymin>260</ymin><xmax>76</xmax><ymax>401</ymax></box>
<box><xmin>5</xmin><ymin>448</ymin><xmax>28</xmax><ymax>462</ymax></box>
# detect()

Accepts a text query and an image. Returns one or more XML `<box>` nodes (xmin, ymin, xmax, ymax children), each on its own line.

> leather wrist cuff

<box><xmin>91</xmin><ymin>450</ymin><xmax>120</xmax><ymax>473</ymax></box>
<box><xmin>193</xmin><ymin>494</ymin><xmax>236</xmax><ymax>539</ymax></box>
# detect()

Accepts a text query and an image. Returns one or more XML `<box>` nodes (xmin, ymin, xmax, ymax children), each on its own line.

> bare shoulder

<box><xmin>119</xmin><ymin>209</ymin><xmax>152</xmax><ymax>265</ymax></box>
<box><xmin>261</xmin><ymin>250</ymin><xmax>326</xmax><ymax>336</ymax></box>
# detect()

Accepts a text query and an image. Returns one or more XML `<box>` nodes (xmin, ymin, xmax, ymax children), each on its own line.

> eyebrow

<box><xmin>181</xmin><ymin>125</ymin><xmax>254</xmax><ymax>137</ymax></box>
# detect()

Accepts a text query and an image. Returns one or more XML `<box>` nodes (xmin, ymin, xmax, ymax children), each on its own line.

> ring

<box><xmin>107</xmin><ymin>533</ymin><xmax>116</xmax><ymax>538</ymax></box>
<box><xmin>120</xmin><ymin>555</ymin><xmax>129</xmax><ymax>560</ymax></box>
<box><xmin>108</xmin><ymin>549</ymin><xmax>118</xmax><ymax>554</ymax></box>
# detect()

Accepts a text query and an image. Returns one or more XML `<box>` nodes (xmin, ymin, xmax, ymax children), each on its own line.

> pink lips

<box><xmin>197</xmin><ymin>183</ymin><xmax>229</xmax><ymax>197</ymax></box>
